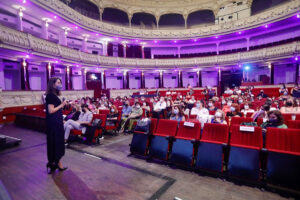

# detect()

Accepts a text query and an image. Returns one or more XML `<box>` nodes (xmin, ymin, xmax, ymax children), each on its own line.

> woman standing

<box><xmin>46</xmin><ymin>77</ymin><xmax>67</xmax><ymax>174</ymax></box>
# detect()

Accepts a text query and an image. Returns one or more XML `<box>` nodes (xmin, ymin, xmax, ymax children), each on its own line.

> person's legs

<box><xmin>64</xmin><ymin>121</ymin><xmax>81</xmax><ymax>140</ymax></box>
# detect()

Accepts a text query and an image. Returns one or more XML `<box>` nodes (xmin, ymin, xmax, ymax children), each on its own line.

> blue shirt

<box><xmin>170</xmin><ymin>115</ymin><xmax>183</xmax><ymax>123</ymax></box>
<box><xmin>122</xmin><ymin>106</ymin><xmax>132</xmax><ymax>117</ymax></box>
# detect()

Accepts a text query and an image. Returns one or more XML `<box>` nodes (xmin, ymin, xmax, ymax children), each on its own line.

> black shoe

<box><xmin>46</xmin><ymin>163</ymin><xmax>56</xmax><ymax>174</ymax></box>
<box><xmin>54</xmin><ymin>164</ymin><xmax>68</xmax><ymax>171</ymax></box>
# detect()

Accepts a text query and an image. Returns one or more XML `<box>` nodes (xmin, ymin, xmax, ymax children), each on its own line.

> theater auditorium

<box><xmin>0</xmin><ymin>0</ymin><xmax>300</xmax><ymax>199</ymax></box>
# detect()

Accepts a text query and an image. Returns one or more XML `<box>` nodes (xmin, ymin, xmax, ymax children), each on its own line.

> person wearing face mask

<box><xmin>260</xmin><ymin>110</ymin><xmax>287</xmax><ymax>146</ymax></box>
<box><xmin>64</xmin><ymin>104</ymin><xmax>81</xmax><ymax>122</ymax></box>
<box><xmin>291</xmin><ymin>83</ymin><xmax>300</xmax><ymax>97</ymax></box>
<box><xmin>222</xmin><ymin>100</ymin><xmax>232</xmax><ymax>114</ymax></box>
<box><xmin>45</xmin><ymin>77</ymin><xmax>67</xmax><ymax>173</ymax></box>
<box><xmin>226</xmin><ymin>103</ymin><xmax>242</xmax><ymax>117</ymax></box>
<box><xmin>207</xmin><ymin>100</ymin><xmax>217</xmax><ymax>111</ymax></box>
<box><xmin>98</xmin><ymin>102</ymin><xmax>107</xmax><ymax>110</ymax></box>
<box><xmin>193</xmin><ymin>100</ymin><xmax>209</xmax><ymax>128</ymax></box>
<box><xmin>121</xmin><ymin>102</ymin><xmax>143</xmax><ymax>133</ymax></box>
<box><xmin>106</xmin><ymin>105</ymin><xmax>119</xmax><ymax>127</ymax></box>
<box><xmin>280</xmin><ymin>98</ymin><xmax>298</xmax><ymax>113</ymax></box>
<box><xmin>141</xmin><ymin>101</ymin><xmax>151</xmax><ymax>117</ymax></box>
<box><xmin>257</xmin><ymin>90</ymin><xmax>268</xmax><ymax>98</ymax></box>
<box><xmin>64</xmin><ymin>104</ymin><xmax>93</xmax><ymax>143</ymax></box>
<box><xmin>224</xmin><ymin>87</ymin><xmax>233</xmax><ymax>95</ymax></box>
<box><xmin>279</xmin><ymin>84</ymin><xmax>288</xmax><ymax>95</ymax></box>
<box><xmin>121</xmin><ymin>100</ymin><xmax>132</xmax><ymax>119</ymax></box>
<box><xmin>211</xmin><ymin>109</ymin><xmax>227</xmax><ymax>124</ymax></box>
<box><xmin>152</xmin><ymin>97</ymin><xmax>167</xmax><ymax>118</ymax></box>
<box><xmin>241</xmin><ymin>102</ymin><xmax>254</xmax><ymax>116</ymax></box>
<box><xmin>170</xmin><ymin>106</ymin><xmax>185</xmax><ymax>123</ymax></box>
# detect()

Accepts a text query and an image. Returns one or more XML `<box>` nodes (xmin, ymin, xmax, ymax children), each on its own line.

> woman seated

<box><xmin>191</xmin><ymin>100</ymin><xmax>208</xmax><ymax>116</ymax></box>
<box><xmin>106</xmin><ymin>105</ymin><xmax>119</xmax><ymax>126</ymax></box>
<box><xmin>222</xmin><ymin>99</ymin><xmax>232</xmax><ymax>114</ymax></box>
<box><xmin>170</xmin><ymin>106</ymin><xmax>185</xmax><ymax>123</ymax></box>
<box><xmin>280</xmin><ymin>98</ymin><xmax>299</xmax><ymax>113</ymax></box>
<box><xmin>241</xmin><ymin>102</ymin><xmax>255</xmax><ymax>116</ymax></box>
<box><xmin>64</xmin><ymin>104</ymin><xmax>81</xmax><ymax>122</ymax></box>
<box><xmin>226</xmin><ymin>103</ymin><xmax>242</xmax><ymax>117</ymax></box>
<box><xmin>279</xmin><ymin>84</ymin><xmax>289</xmax><ymax>96</ymax></box>
<box><xmin>210</xmin><ymin>109</ymin><xmax>227</xmax><ymax>124</ymax></box>
<box><xmin>207</xmin><ymin>100</ymin><xmax>217</xmax><ymax>111</ymax></box>
<box><xmin>120</xmin><ymin>102</ymin><xmax>143</xmax><ymax>133</ymax></box>
<box><xmin>261</xmin><ymin>110</ymin><xmax>287</xmax><ymax>130</ymax></box>
<box><xmin>252</xmin><ymin>104</ymin><xmax>270</xmax><ymax>122</ymax></box>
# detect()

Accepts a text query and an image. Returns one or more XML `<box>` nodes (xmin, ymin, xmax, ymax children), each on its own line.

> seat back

<box><xmin>176</xmin><ymin>121</ymin><xmax>201</xmax><ymax>140</ymax></box>
<box><xmin>189</xmin><ymin>114</ymin><xmax>197</xmax><ymax>119</ymax></box>
<box><xmin>201</xmin><ymin>123</ymin><xmax>229</xmax><ymax>144</ymax></box>
<box><xmin>266</xmin><ymin>128</ymin><xmax>300</xmax><ymax>155</ymax></box>
<box><xmin>230</xmin><ymin>125</ymin><xmax>262</xmax><ymax>150</ymax></box>
<box><xmin>150</xmin><ymin>118</ymin><xmax>158</xmax><ymax>134</ymax></box>
<box><xmin>99</xmin><ymin>109</ymin><xmax>110</xmax><ymax>115</ymax></box>
<box><xmin>231</xmin><ymin>117</ymin><xmax>253</xmax><ymax>126</ymax></box>
<box><xmin>154</xmin><ymin>119</ymin><xmax>178</xmax><ymax>137</ymax></box>
<box><xmin>286</xmin><ymin>120</ymin><xmax>300</xmax><ymax>129</ymax></box>
<box><xmin>92</xmin><ymin>114</ymin><xmax>106</xmax><ymax>127</ymax></box>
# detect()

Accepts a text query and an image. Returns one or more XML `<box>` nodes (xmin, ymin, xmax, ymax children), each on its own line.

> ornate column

<box><xmin>126</xmin><ymin>71</ymin><xmax>130</xmax><ymax>88</ymax></box>
<box><xmin>296</xmin><ymin>63</ymin><xmax>299</xmax><ymax>84</ymax></box>
<box><xmin>177</xmin><ymin>47</ymin><xmax>181</xmax><ymax>58</ymax></box>
<box><xmin>246</xmin><ymin>37</ymin><xmax>250</xmax><ymax>51</ymax></box>
<box><xmin>123</xmin><ymin>43</ymin><xmax>127</xmax><ymax>58</ymax></box>
<box><xmin>65</xmin><ymin>66</ymin><xmax>70</xmax><ymax>90</ymax></box>
<box><xmin>270</xmin><ymin>63</ymin><xmax>274</xmax><ymax>84</ymax></box>
<box><xmin>41</xmin><ymin>18</ymin><xmax>51</xmax><ymax>40</ymax></box>
<box><xmin>102</xmin><ymin>41</ymin><xmax>108</xmax><ymax>56</ymax></box>
<box><xmin>183</xmin><ymin>14</ymin><xmax>188</xmax><ymax>29</ymax></box>
<box><xmin>82</xmin><ymin>34</ymin><xmax>89</xmax><ymax>52</ymax></box>
<box><xmin>82</xmin><ymin>68</ymin><xmax>87</xmax><ymax>90</ymax></box>
<box><xmin>140</xmin><ymin>71</ymin><xmax>144</xmax><ymax>89</ymax></box>
<box><xmin>46</xmin><ymin>62</ymin><xmax>51</xmax><ymax>83</ymax></box>
<box><xmin>198</xmin><ymin>70</ymin><xmax>202</xmax><ymax>87</ymax></box>
<box><xmin>59</xmin><ymin>28</ymin><xmax>69</xmax><ymax>46</ymax></box>
<box><xmin>69</xmin><ymin>67</ymin><xmax>73</xmax><ymax>90</ymax></box>
<box><xmin>141</xmin><ymin>46</ymin><xmax>145</xmax><ymax>59</ymax></box>
<box><xmin>123</xmin><ymin>71</ymin><xmax>127</xmax><ymax>89</ymax></box>
<box><xmin>17</xmin><ymin>7</ymin><xmax>24</xmax><ymax>31</ymax></box>
<box><xmin>155</xmin><ymin>15</ymin><xmax>160</xmax><ymax>29</ymax></box>
<box><xmin>177</xmin><ymin>71</ymin><xmax>181</xmax><ymax>88</ymax></box>
<box><xmin>99</xmin><ymin>8</ymin><xmax>103</xmax><ymax>21</ymax></box>
<box><xmin>103</xmin><ymin>70</ymin><xmax>106</xmax><ymax>89</ymax></box>
<box><xmin>128</xmin><ymin>13</ymin><xmax>133</xmax><ymax>27</ymax></box>
<box><xmin>21</xmin><ymin>58</ymin><xmax>30</xmax><ymax>90</ymax></box>
<box><xmin>216</xmin><ymin>42</ymin><xmax>220</xmax><ymax>55</ymax></box>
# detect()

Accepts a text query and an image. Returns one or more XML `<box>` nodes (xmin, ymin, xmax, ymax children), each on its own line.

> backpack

<box><xmin>134</xmin><ymin>118</ymin><xmax>151</xmax><ymax>133</ymax></box>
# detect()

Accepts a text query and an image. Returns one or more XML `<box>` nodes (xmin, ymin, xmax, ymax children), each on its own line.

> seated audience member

<box><xmin>188</xmin><ymin>88</ymin><xmax>194</xmax><ymax>96</ymax></box>
<box><xmin>210</xmin><ymin>110</ymin><xmax>227</xmax><ymax>124</ymax></box>
<box><xmin>187</xmin><ymin>83</ymin><xmax>192</xmax><ymax>89</ymax></box>
<box><xmin>202</xmin><ymin>86</ymin><xmax>208</xmax><ymax>95</ymax></box>
<box><xmin>226</xmin><ymin>103</ymin><xmax>242</xmax><ymax>117</ymax></box>
<box><xmin>64</xmin><ymin>104</ymin><xmax>93</xmax><ymax>143</ymax></box>
<box><xmin>224</xmin><ymin>87</ymin><xmax>233</xmax><ymax>95</ymax></box>
<box><xmin>280</xmin><ymin>98</ymin><xmax>299</xmax><ymax>113</ymax></box>
<box><xmin>141</xmin><ymin>101</ymin><xmax>151</xmax><ymax>116</ymax></box>
<box><xmin>222</xmin><ymin>99</ymin><xmax>232</xmax><ymax>114</ymax></box>
<box><xmin>233</xmin><ymin>86</ymin><xmax>241</xmax><ymax>95</ymax></box>
<box><xmin>291</xmin><ymin>84</ymin><xmax>300</xmax><ymax>97</ymax></box>
<box><xmin>152</xmin><ymin>97</ymin><xmax>167</xmax><ymax>118</ymax></box>
<box><xmin>241</xmin><ymin>102</ymin><xmax>255</xmax><ymax>116</ymax></box>
<box><xmin>279</xmin><ymin>84</ymin><xmax>289</xmax><ymax>96</ymax></box>
<box><xmin>188</xmin><ymin>96</ymin><xmax>196</xmax><ymax>104</ymax></box>
<box><xmin>260</xmin><ymin>110</ymin><xmax>287</xmax><ymax>130</ymax></box>
<box><xmin>98</xmin><ymin>102</ymin><xmax>107</xmax><ymax>110</ymax></box>
<box><xmin>207</xmin><ymin>100</ymin><xmax>217</xmax><ymax>111</ymax></box>
<box><xmin>64</xmin><ymin>104</ymin><xmax>81</xmax><ymax>122</ymax></box>
<box><xmin>106</xmin><ymin>105</ymin><xmax>119</xmax><ymax>126</ymax></box>
<box><xmin>208</xmin><ymin>87</ymin><xmax>216</xmax><ymax>99</ymax></box>
<box><xmin>191</xmin><ymin>100</ymin><xmax>206</xmax><ymax>115</ymax></box>
<box><xmin>170</xmin><ymin>106</ymin><xmax>185</xmax><ymax>123</ymax></box>
<box><xmin>121</xmin><ymin>100</ymin><xmax>132</xmax><ymax>119</ymax></box>
<box><xmin>194</xmin><ymin>101</ymin><xmax>209</xmax><ymax>128</ymax></box>
<box><xmin>270</xmin><ymin>100</ymin><xmax>280</xmax><ymax>110</ymax></box>
<box><xmin>257</xmin><ymin>90</ymin><xmax>268</xmax><ymax>98</ymax></box>
<box><xmin>120</xmin><ymin>102</ymin><xmax>143</xmax><ymax>133</ymax></box>
<box><xmin>166</xmin><ymin>89</ymin><xmax>171</xmax><ymax>95</ymax></box>
<box><xmin>237</xmin><ymin>97</ymin><xmax>244</xmax><ymax>105</ymax></box>
<box><xmin>252</xmin><ymin>104</ymin><xmax>270</xmax><ymax>122</ymax></box>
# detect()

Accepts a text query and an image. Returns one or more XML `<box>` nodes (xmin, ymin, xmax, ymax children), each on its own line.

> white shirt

<box><xmin>195</xmin><ymin>108</ymin><xmax>209</xmax><ymax>128</ymax></box>
<box><xmin>241</xmin><ymin>109</ymin><xmax>255</xmax><ymax>116</ymax></box>
<box><xmin>224</xmin><ymin>90</ymin><xmax>233</xmax><ymax>94</ymax></box>
<box><xmin>154</xmin><ymin>101</ymin><xmax>167</xmax><ymax>111</ymax></box>
<box><xmin>188</xmin><ymin>99</ymin><xmax>196</xmax><ymax>104</ymax></box>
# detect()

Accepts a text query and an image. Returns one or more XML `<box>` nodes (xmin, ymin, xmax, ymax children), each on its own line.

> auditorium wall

<box><xmin>182</xmin><ymin>72</ymin><xmax>197</xmax><ymax>87</ymax></box>
<box><xmin>129</xmin><ymin>73</ymin><xmax>141</xmax><ymax>89</ymax></box>
<box><xmin>274</xmin><ymin>64</ymin><xmax>296</xmax><ymax>84</ymax></box>
<box><xmin>201</xmin><ymin>71</ymin><xmax>218</xmax><ymax>87</ymax></box>
<box><xmin>145</xmin><ymin>73</ymin><xmax>159</xmax><ymax>88</ymax></box>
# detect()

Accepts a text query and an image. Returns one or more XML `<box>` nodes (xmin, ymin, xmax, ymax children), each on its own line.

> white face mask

<box><xmin>227</xmin><ymin>102</ymin><xmax>232</xmax><ymax>106</ymax></box>
<box><xmin>215</xmin><ymin>112</ymin><xmax>222</xmax><ymax>118</ymax></box>
<box><xmin>244</xmin><ymin>105</ymin><xmax>249</xmax><ymax>110</ymax></box>
<box><xmin>208</xmin><ymin>103</ymin><xmax>213</xmax><ymax>107</ymax></box>
<box><xmin>136</xmin><ymin>105</ymin><xmax>140</xmax><ymax>109</ymax></box>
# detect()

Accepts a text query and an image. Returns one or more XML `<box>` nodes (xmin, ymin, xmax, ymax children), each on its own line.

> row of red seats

<box><xmin>130</xmin><ymin>119</ymin><xmax>300</xmax><ymax>189</ymax></box>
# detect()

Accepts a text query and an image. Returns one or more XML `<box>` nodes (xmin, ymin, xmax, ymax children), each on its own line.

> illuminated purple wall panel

<box><xmin>274</xmin><ymin>64</ymin><xmax>296</xmax><ymax>84</ymax></box>
<box><xmin>201</xmin><ymin>71</ymin><xmax>218</xmax><ymax>87</ymax></box>
<box><xmin>145</xmin><ymin>74</ymin><xmax>159</xmax><ymax>89</ymax></box>
<box><xmin>163</xmin><ymin>72</ymin><xmax>178</xmax><ymax>88</ymax></box>
<box><xmin>182</xmin><ymin>72</ymin><xmax>197</xmax><ymax>87</ymax></box>
<box><xmin>106</xmin><ymin>76</ymin><xmax>123</xmax><ymax>89</ymax></box>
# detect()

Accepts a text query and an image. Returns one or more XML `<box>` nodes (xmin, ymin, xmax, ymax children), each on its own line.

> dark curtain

<box><xmin>107</xmin><ymin>42</ymin><xmax>113</xmax><ymax>56</ymax></box>
<box><xmin>118</xmin><ymin>44</ymin><xmax>124</xmax><ymax>57</ymax></box>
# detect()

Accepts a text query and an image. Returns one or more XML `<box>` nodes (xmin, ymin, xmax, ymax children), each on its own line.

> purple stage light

<box><xmin>135</xmin><ymin>39</ymin><xmax>139</xmax><ymax>42</ymax></box>
<box><xmin>297</xmin><ymin>14</ymin><xmax>300</xmax><ymax>18</ymax></box>
<box><xmin>264</xmin><ymin>24</ymin><xmax>269</xmax><ymax>28</ymax></box>
<box><xmin>193</xmin><ymin>39</ymin><xmax>198</xmax><ymax>42</ymax></box>
<box><xmin>295</xmin><ymin>57</ymin><xmax>298</xmax><ymax>61</ymax></box>
<box><xmin>53</xmin><ymin>15</ymin><xmax>57</xmax><ymax>19</ymax></box>
<box><xmin>25</xmin><ymin>55</ymin><xmax>29</xmax><ymax>58</ymax></box>
<box><xmin>154</xmin><ymin>40</ymin><xmax>158</xmax><ymax>43</ymax></box>
<box><xmin>22</xmin><ymin>0</ymin><xmax>27</xmax><ymax>4</ymax></box>
<box><xmin>215</xmin><ymin>36</ymin><xmax>219</xmax><ymax>39</ymax></box>
<box><xmin>174</xmin><ymin>40</ymin><xmax>177</xmax><ymax>43</ymax></box>
<box><xmin>238</xmin><ymin>31</ymin><xmax>242</xmax><ymax>35</ymax></box>
<box><xmin>75</xmin><ymin>26</ymin><xmax>78</xmax><ymax>29</ymax></box>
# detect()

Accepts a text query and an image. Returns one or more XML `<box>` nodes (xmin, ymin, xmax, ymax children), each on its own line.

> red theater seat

<box><xmin>231</xmin><ymin>117</ymin><xmax>253</xmax><ymax>126</ymax></box>
<box><xmin>195</xmin><ymin>123</ymin><xmax>229</xmax><ymax>172</ymax></box>
<box><xmin>286</xmin><ymin>120</ymin><xmax>300</xmax><ymax>129</ymax></box>
<box><xmin>149</xmin><ymin>119</ymin><xmax>178</xmax><ymax>160</ymax></box>
<box><xmin>228</xmin><ymin>125</ymin><xmax>263</xmax><ymax>180</ymax></box>
<box><xmin>169</xmin><ymin>121</ymin><xmax>201</xmax><ymax>166</ymax></box>
<box><xmin>265</xmin><ymin>128</ymin><xmax>300</xmax><ymax>188</ymax></box>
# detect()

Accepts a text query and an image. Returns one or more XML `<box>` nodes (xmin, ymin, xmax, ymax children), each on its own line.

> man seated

<box><xmin>122</xmin><ymin>102</ymin><xmax>143</xmax><ymax>133</ymax></box>
<box><xmin>152</xmin><ymin>97</ymin><xmax>167</xmax><ymax>118</ymax></box>
<box><xmin>64</xmin><ymin>104</ymin><xmax>93</xmax><ymax>143</ymax></box>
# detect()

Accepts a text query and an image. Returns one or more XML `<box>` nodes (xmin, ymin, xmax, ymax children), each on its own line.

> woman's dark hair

<box><xmin>267</xmin><ymin>110</ymin><xmax>284</xmax><ymax>125</ymax></box>
<box><xmin>46</xmin><ymin>77</ymin><xmax>61</xmax><ymax>96</ymax></box>
<box><xmin>171</xmin><ymin>106</ymin><xmax>184</xmax><ymax>118</ymax></box>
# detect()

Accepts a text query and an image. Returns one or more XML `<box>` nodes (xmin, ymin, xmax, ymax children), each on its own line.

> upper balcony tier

<box><xmin>6</xmin><ymin>0</ymin><xmax>299</xmax><ymax>40</ymax></box>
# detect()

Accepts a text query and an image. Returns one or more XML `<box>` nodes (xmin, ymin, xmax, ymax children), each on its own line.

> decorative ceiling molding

<box><xmin>30</xmin><ymin>0</ymin><xmax>300</xmax><ymax>39</ymax></box>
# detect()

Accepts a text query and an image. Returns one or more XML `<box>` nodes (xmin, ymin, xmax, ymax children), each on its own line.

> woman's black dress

<box><xmin>45</xmin><ymin>93</ymin><xmax>65</xmax><ymax>164</ymax></box>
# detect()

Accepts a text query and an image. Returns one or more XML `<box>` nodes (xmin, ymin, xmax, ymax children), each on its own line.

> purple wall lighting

<box><xmin>154</xmin><ymin>40</ymin><xmax>158</xmax><ymax>44</ymax></box>
<box><xmin>295</xmin><ymin>57</ymin><xmax>298</xmax><ymax>61</ymax></box>
<box><xmin>297</xmin><ymin>14</ymin><xmax>300</xmax><ymax>19</ymax></box>
<box><xmin>264</xmin><ymin>24</ymin><xmax>269</xmax><ymax>28</ymax></box>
